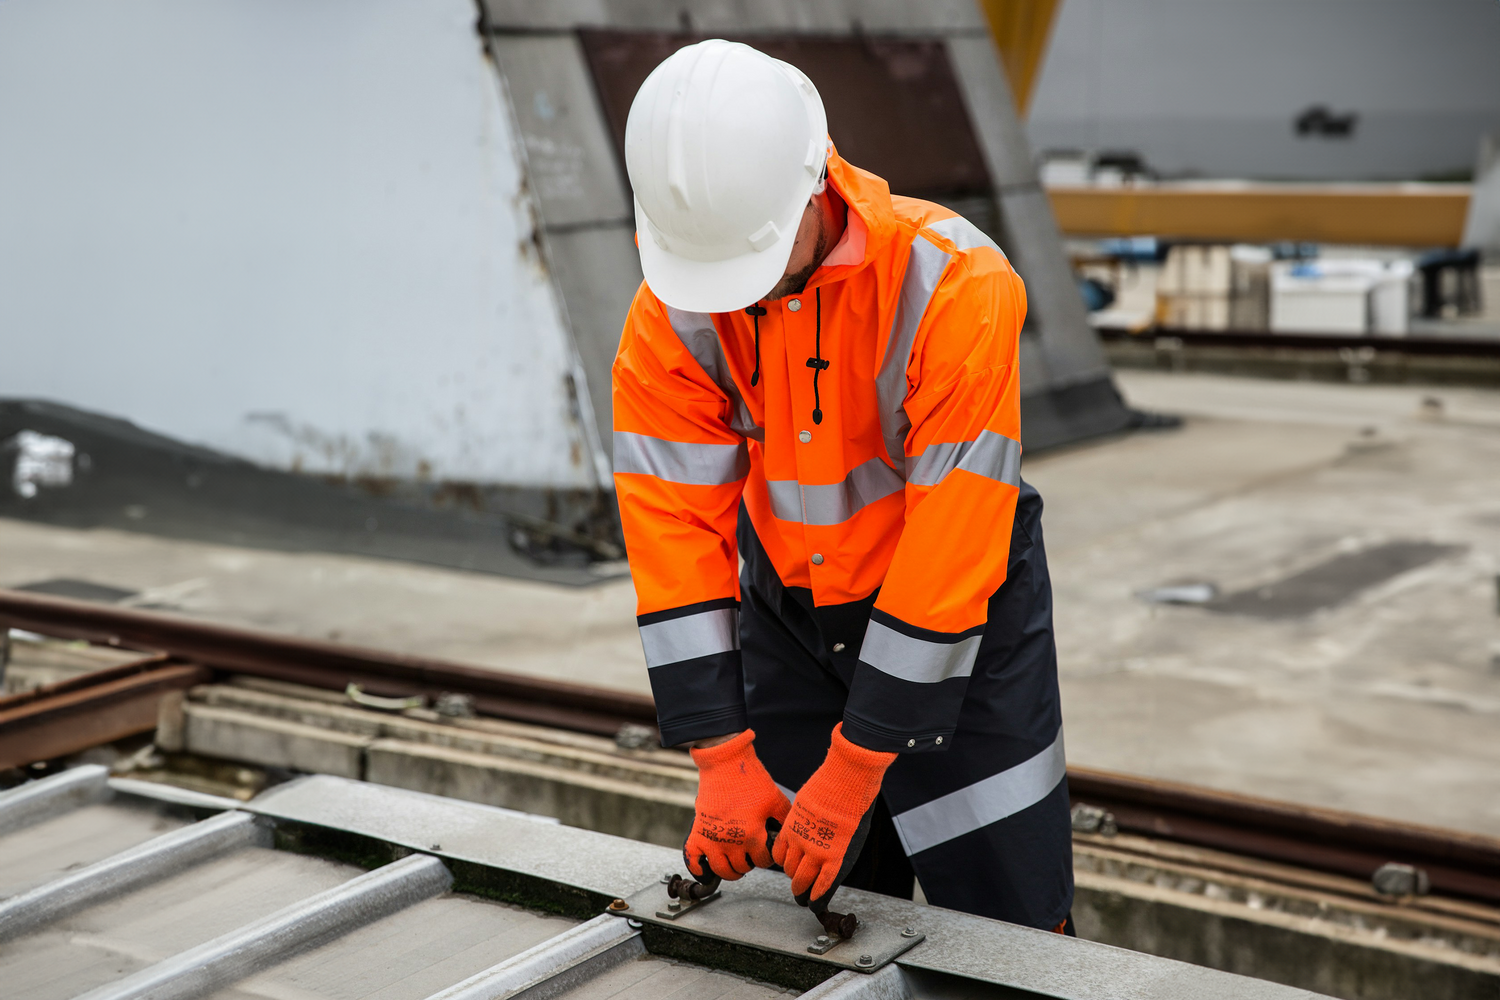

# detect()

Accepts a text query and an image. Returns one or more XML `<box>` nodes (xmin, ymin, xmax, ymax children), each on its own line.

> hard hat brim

<box><xmin>634</xmin><ymin>198</ymin><xmax>801</xmax><ymax>314</ymax></box>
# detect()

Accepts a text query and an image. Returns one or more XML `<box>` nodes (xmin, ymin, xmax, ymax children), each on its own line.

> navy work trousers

<box><xmin>737</xmin><ymin>480</ymin><xmax>1073</xmax><ymax>929</ymax></box>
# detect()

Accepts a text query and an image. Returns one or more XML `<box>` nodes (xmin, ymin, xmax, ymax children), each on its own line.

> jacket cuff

<box><xmin>841</xmin><ymin>609</ymin><xmax>981</xmax><ymax>753</ymax></box>
<box><xmin>639</xmin><ymin>599</ymin><xmax>747</xmax><ymax>747</ymax></box>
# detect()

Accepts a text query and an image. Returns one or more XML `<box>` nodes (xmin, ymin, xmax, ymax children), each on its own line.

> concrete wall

<box><xmin>0</xmin><ymin>0</ymin><xmax>598</xmax><ymax>489</ymax></box>
<box><xmin>1028</xmin><ymin>0</ymin><xmax>1500</xmax><ymax>181</ymax></box>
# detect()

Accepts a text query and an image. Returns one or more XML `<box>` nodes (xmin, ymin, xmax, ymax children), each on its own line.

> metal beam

<box><xmin>0</xmin><ymin>810</ymin><xmax>266</xmax><ymax>942</ymax></box>
<box><xmin>802</xmin><ymin>967</ymin><xmax>910</xmax><ymax>1000</ymax></box>
<box><xmin>0</xmin><ymin>764</ymin><xmax>109</xmax><ymax>836</ymax></box>
<box><xmin>72</xmin><ymin>853</ymin><xmax>452</xmax><ymax>1000</ymax></box>
<box><xmin>1049</xmin><ymin>185</ymin><xmax>1471</xmax><ymax>247</ymax></box>
<box><xmin>424</xmin><ymin>913</ymin><xmax>641</xmax><ymax>1000</ymax></box>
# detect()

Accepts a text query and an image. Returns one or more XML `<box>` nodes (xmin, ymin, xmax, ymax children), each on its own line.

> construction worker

<box><xmin>613</xmin><ymin>40</ymin><xmax>1072</xmax><ymax>933</ymax></box>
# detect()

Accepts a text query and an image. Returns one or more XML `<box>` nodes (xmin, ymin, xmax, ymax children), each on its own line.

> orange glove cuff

<box><xmin>686</xmin><ymin>730</ymin><xmax>791</xmax><ymax>882</ymax></box>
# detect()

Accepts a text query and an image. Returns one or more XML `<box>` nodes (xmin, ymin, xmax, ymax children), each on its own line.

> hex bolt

<box><xmin>857</xmin><ymin>954</ymin><xmax>875</xmax><ymax>968</ymax></box>
<box><xmin>814</xmin><ymin>934</ymin><xmax>831</xmax><ymax>946</ymax></box>
<box><xmin>608</xmin><ymin>898</ymin><xmax>629</xmax><ymax>912</ymax></box>
<box><xmin>901</xmin><ymin>927</ymin><xmax>918</xmax><ymax>938</ymax></box>
<box><xmin>660</xmin><ymin>873</ymin><xmax>673</xmax><ymax>884</ymax></box>
<box><xmin>667</xmin><ymin>899</ymin><xmax>681</xmax><ymax>911</ymax></box>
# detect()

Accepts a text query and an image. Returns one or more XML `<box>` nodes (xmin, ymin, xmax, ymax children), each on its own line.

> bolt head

<box><xmin>667</xmin><ymin>899</ymin><xmax>681</xmax><ymax>910</ymax></box>
<box><xmin>857</xmin><ymin>954</ymin><xmax>874</xmax><ymax>967</ymax></box>
<box><xmin>901</xmin><ymin>927</ymin><xmax>918</xmax><ymax>937</ymax></box>
<box><xmin>660</xmin><ymin>873</ymin><xmax>673</xmax><ymax>883</ymax></box>
<box><xmin>815</xmin><ymin>934</ymin><xmax>830</xmax><ymax>945</ymax></box>
<box><xmin>608</xmin><ymin>898</ymin><xmax>628</xmax><ymax>911</ymax></box>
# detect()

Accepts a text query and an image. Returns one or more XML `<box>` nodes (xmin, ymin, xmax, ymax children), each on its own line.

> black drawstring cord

<box><xmin>805</xmin><ymin>288</ymin><xmax>828</xmax><ymax>424</ymax></box>
<box><xmin>745</xmin><ymin>304</ymin><xmax>767</xmax><ymax>387</ymax></box>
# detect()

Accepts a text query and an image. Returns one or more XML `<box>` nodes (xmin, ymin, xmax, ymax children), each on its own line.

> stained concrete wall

<box><xmin>0</xmin><ymin>0</ymin><xmax>599</xmax><ymax>489</ymax></box>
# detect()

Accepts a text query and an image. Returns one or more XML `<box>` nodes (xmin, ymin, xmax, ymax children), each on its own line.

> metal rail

<box><xmin>0</xmin><ymin>655</ymin><xmax>211</xmax><ymax>769</ymax></box>
<box><xmin>6</xmin><ymin>588</ymin><xmax>1500</xmax><ymax>908</ymax></box>
<box><xmin>1068</xmin><ymin>767</ymin><xmax>1500</xmax><ymax>906</ymax></box>
<box><xmin>0</xmin><ymin>588</ymin><xmax>657</xmax><ymax>736</ymax></box>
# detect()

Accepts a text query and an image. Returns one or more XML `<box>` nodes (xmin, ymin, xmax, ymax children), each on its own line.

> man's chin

<box><xmin>766</xmin><ymin>265</ymin><xmax>818</xmax><ymax>302</ymax></box>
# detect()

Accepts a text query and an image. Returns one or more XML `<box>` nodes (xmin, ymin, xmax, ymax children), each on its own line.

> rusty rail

<box><xmin>0</xmin><ymin>655</ymin><xmax>211</xmax><ymax>769</ymax></box>
<box><xmin>0</xmin><ymin>588</ymin><xmax>658</xmax><ymax>737</ymax></box>
<box><xmin>1068</xmin><ymin>766</ymin><xmax>1500</xmax><ymax>906</ymax></box>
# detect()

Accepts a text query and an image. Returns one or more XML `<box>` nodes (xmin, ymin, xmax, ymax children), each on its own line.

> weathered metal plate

<box><xmin>614</xmin><ymin>882</ymin><xmax>924</xmax><ymax>974</ymax></box>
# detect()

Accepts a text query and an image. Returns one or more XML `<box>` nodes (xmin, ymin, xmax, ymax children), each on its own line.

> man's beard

<box><xmin>765</xmin><ymin>225</ymin><xmax>828</xmax><ymax>301</ymax></box>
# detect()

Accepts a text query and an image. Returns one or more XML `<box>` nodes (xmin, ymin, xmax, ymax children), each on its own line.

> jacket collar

<box><xmin>806</xmin><ymin>144</ymin><xmax>899</xmax><ymax>289</ymax></box>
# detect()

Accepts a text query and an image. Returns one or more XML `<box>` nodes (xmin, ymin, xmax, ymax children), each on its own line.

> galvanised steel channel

<box><xmin>0</xmin><ymin>768</ymin><xmax>1330</xmax><ymax>1000</ymax></box>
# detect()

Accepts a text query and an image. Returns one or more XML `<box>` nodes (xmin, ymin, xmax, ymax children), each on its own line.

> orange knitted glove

<box><xmin>686</xmin><ymin>730</ymin><xmax>791</xmax><ymax>882</ymax></box>
<box><xmin>772</xmin><ymin>723</ymin><xmax>897</xmax><ymax>909</ymax></box>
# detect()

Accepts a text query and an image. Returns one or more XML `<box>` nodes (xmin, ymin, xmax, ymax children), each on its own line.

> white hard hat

<box><xmin>625</xmin><ymin>40</ymin><xmax>829</xmax><ymax>313</ymax></box>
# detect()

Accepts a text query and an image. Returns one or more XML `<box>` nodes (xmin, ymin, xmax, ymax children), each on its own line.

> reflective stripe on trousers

<box><xmin>891</xmin><ymin>728</ymin><xmax>1066</xmax><ymax>855</ymax></box>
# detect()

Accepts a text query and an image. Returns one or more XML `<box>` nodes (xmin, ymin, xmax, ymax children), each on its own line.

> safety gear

<box><xmin>773</xmin><ymin>723</ymin><xmax>896</xmax><ymax>909</ymax></box>
<box><xmin>741</xmin><ymin>482</ymin><xmax>1075</xmax><ymax>929</ymax></box>
<box><xmin>624</xmin><ymin>39</ymin><xmax>828</xmax><ymax>314</ymax></box>
<box><xmin>684</xmin><ymin>729</ymin><xmax>791</xmax><ymax>881</ymax></box>
<box><xmin>613</xmin><ymin>143</ymin><xmax>1028</xmax><ymax>751</ymax></box>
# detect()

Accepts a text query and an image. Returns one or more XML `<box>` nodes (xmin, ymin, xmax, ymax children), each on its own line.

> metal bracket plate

<box><xmin>654</xmin><ymin>889</ymin><xmax>719</xmax><ymax>920</ymax></box>
<box><xmin>612</xmin><ymin>882</ymin><xmax>924</xmax><ymax>974</ymax></box>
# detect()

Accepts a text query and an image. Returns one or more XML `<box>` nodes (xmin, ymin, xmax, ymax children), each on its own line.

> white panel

<box><xmin>0</xmin><ymin>0</ymin><xmax>594</xmax><ymax>488</ymax></box>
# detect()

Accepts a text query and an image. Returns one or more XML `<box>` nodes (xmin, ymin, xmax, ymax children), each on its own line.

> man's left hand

<box><xmin>772</xmin><ymin>723</ymin><xmax>896</xmax><ymax>909</ymax></box>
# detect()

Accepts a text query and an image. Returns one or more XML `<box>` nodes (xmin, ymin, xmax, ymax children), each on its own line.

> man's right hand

<box><xmin>685</xmin><ymin>730</ymin><xmax>791</xmax><ymax>881</ymax></box>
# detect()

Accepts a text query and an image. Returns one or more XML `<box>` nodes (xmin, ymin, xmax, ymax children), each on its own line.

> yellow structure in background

<box><xmin>977</xmin><ymin>0</ymin><xmax>1062</xmax><ymax>116</ymax></box>
<box><xmin>1049</xmin><ymin>184</ymin><xmax>1471</xmax><ymax>247</ymax></box>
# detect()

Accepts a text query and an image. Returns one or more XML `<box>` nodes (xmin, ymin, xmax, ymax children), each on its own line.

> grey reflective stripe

<box><xmin>908</xmin><ymin>430</ymin><xmax>1021</xmax><ymax>488</ymax></box>
<box><xmin>765</xmin><ymin>456</ymin><xmax>904</xmax><ymax>526</ymax></box>
<box><xmin>663</xmin><ymin>306</ymin><xmax>761</xmax><ymax>441</ymax></box>
<box><xmin>638</xmin><ymin>607</ymin><xmax>738</xmax><ymax>668</ymax></box>
<box><xmin>958</xmin><ymin>429</ymin><xmax>1021</xmax><ymax>485</ymax></box>
<box><xmin>766</xmin><ymin>479</ymin><xmax>804</xmax><ymax>523</ymax></box>
<box><xmin>859</xmin><ymin>618</ymin><xmax>981</xmax><ymax>684</ymax></box>
<box><xmin>612</xmin><ymin>431</ymin><xmax>747</xmax><ymax>486</ymax></box>
<box><xmin>925</xmin><ymin>215</ymin><xmax>1008</xmax><ymax>259</ymax></box>
<box><xmin>892</xmin><ymin>728</ymin><xmax>1067</xmax><ymax>856</ymax></box>
<box><xmin>874</xmin><ymin>235</ymin><xmax>952</xmax><ymax>470</ymax></box>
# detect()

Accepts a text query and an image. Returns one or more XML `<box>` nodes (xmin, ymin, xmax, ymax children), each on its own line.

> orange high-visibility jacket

<box><xmin>613</xmin><ymin>147</ymin><xmax>1026</xmax><ymax>752</ymax></box>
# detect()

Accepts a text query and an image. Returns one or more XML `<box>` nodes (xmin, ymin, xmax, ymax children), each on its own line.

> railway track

<box><xmin>3</xmin><ymin>586</ymin><xmax>1499</xmax><ymax>911</ymax></box>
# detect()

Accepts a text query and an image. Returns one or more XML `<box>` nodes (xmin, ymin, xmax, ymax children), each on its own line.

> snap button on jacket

<box><xmin>613</xmin><ymin>148</ymin><xmax>1027</xmax><ymax>751</ymax></box>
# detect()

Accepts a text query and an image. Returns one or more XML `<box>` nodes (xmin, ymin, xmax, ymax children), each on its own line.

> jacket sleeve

<box><xmin>613</xmin><ymin>287</ymin><xmax>749</xmax><ymax>747</ymax></box>
<box><xmin>841</xmin><ymin>241</ymin><xmax>1027</xmax><ymax>753</ymax></box>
